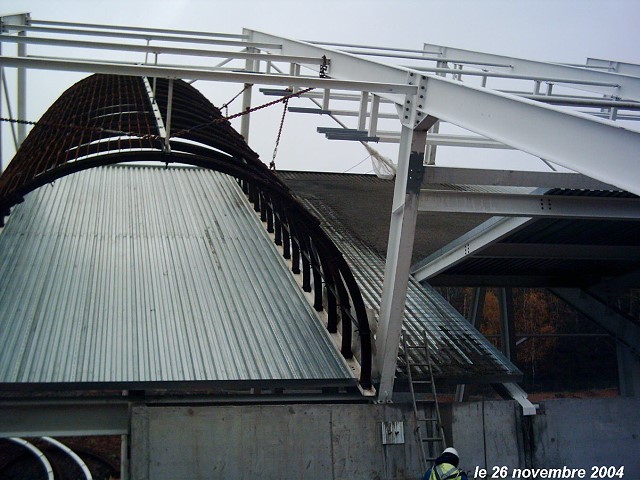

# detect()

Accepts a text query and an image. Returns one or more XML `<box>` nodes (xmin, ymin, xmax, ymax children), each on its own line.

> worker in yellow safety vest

<box><xmin>422</xmin><ymin>447</ymin><xmax>469</xmax><ymax>480</ymax></box>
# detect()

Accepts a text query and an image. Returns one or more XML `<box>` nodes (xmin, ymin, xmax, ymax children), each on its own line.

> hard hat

<box><xmin>442</xmin><ymin>447</ymin><xmax>459</xmax><ymax>459</ymax></box>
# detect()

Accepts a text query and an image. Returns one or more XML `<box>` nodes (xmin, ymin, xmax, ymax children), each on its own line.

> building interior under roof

<box><xmin>0</xmin><ymin>12</ymin><xmax>639</xmax><ymax>480</ymax></box>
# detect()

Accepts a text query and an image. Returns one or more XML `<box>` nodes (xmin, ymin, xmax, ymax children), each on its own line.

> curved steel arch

<box><xmin>0</xmin><ymin>74</ymin><xmax>372</xmax><ymax>389</ymax></box>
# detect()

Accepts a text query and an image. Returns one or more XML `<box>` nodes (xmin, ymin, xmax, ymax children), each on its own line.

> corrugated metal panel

<box><xmin>298</xmin><ymin>198</ymin><xmax>521</xmax><ymax>382</ymax></box>
<box><xmin>0</xmin><ymin>165</ymin><xmax>354</xmax><ymax>387</ymax></box>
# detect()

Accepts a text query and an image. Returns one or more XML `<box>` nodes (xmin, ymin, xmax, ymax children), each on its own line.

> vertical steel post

<box><xmin>455</xmin><ymin>287</ymin><xmax>486</xmax><ymax>402</ymax></box>
<box><xmin>322</xmin><ymin>88</ymin><xmax>330</xmax><ymax>110</ymax></box>
<box><xmin>121</xmin><ymin>434</ymin><xmax>129</xmax><ymax>480</ymax></box>
<box><xmin>368</xmin><ymin>94</ymin><xmax>380</xmax><ymax>137</ymax></box>
<box><xmin>240</xmin><ymin>67</ymin><xmax>254</xmax><ymax>141</ymax></box>
<box><xmin>164</xmin><ymin>79</ymin><xmax>173</xmax><ymax>153</ymax></box>
<box><xmin>499</xmin><ymin>287</ymin><xmax>517</xmax><ymax>361</ymax></box>
<box><xmin>17</xmin><ymin>30</ymin><xmax>27</xmax><ymax>145</ymax></box>
<box><xmin>376</xmin><ymin>125</ymin><xmax>422</xmax><ymax>403</ymax></box>
<box><xmin>0</xmin><ymin>43</ymin><xmax>2</xmax><ymax>172</ymax></box>
<box><xmin>2</xmin><ymin>69</ymin><xmax>19</xmax><ymax>151</ymax></box>
<box><xmin>358</xmin><ymin>91</ymin><xmax>369</xmax><ymax>131</ymax></box>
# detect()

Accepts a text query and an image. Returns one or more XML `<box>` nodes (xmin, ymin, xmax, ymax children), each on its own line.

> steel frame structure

<box><xmin>1</xmin><ymin>12</ymin><xmax>639</xmax><ymax>404</ymax></box>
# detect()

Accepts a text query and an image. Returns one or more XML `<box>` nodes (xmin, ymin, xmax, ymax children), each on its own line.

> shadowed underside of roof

<box><xmin>0</xmin><ymin>166</ymin><xmax>355</xmax><ymax>390</ymax></box>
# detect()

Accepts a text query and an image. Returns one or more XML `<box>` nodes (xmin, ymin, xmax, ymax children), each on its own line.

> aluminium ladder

<box><xmin>402</xmin><ymin>330</ymin><xmax>447</xmax><ymax>471</ymax></box>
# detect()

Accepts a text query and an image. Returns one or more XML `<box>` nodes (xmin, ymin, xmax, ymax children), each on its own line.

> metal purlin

<box><xmin>0</xmin><ymin>73</ymin><xmax>373</xmax><ymax>389</ymax></box>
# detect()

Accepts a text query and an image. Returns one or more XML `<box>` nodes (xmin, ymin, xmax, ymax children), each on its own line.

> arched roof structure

<box><xmin>0</xmin><ymin>73</ymin><xmax>372</xmax><ymax>389</ymax></box>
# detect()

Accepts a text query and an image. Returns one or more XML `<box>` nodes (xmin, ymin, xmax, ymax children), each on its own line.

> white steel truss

<box><xmin>1</xmin><ymin>12</ymin><xmax>639</xmax><ymax>403</ymax></box>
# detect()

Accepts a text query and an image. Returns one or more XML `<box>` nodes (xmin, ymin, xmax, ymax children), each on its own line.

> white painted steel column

<box><xmin>240</xmin><ymin>33</ymin><xmax>255</xmax><ymax>141</ymax></box>
<box><xmin>164</xmin><ymin>79</ymin><xmax>173</xmax><ymax>153</ymax></box>
<box><xmin>0</xmin><ymin>43</ymin><xmax>2</xmax><ymax>172</ymax></box>
<box><xmin>369</xmin><ymin>94</ymin><xmax>380</xmax><ymax>136</ymax></box>
<box><xmin>376</xmin><ymin>125</ymin><xmax>420</xmax><ymax>403</ymax></box>
<box><xmin>455</xmin><ymin>287</ymin><xmax>485</xmax><ymax>402</ymax></box>
<box><xmin>17</xmin><ymin>30</ymin><xmax>27</xmax><ymax>145</ymax></box>
<box><xmin>358</xmin><ymin>91</ymin><xmax>368</xmax><ymax>131</ymax></box>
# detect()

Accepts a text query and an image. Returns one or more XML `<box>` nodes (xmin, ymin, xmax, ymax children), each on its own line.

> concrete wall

<box><xmin>451</xmin><ymin>398</ymin><xmax>640</xmax><ymax>479</ymax></box>
<box><xmin>131</xmin><ymin>398</ymin><xmax>640</xmax><ymax>480</ymax></box>
<box><xmin>131</xmin><ymin>403</ymin><xmax>425</xmax><ymax>480</ymax></box>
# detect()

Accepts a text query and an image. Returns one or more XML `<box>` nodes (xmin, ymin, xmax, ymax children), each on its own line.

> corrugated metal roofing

<box><xmin>298</xmin><ymin>198</ymin><xmax>522</xmax><ymax>383</ymax></box>
<box><xmin>0</xmin><ymin>165</ymin><xmax>354</xmax><ymax>388</ymax></box>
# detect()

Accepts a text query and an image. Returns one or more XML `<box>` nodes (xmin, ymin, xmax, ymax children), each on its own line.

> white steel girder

<box><xmin>412</xmin><ymin>217</ymin><xmax>534</xmax><ymax>283</ymax></box>
<box><xmin>423</xmin><ymin>43</ymin><xmax>640</xmax><ymax>101</ymax></box>
<box><xmin>248</xmin><ymin>30</ymin><xmax>640</xmax><ymax>195</ymax></box>
<box><xmin>417</xmin><ymin>190</ymin><xmax>640</xmax><ymax>220</ymax></box>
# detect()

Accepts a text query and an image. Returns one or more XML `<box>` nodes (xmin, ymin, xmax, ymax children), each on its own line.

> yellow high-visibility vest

<box><xmin>429</xmin><ymin>462</ymin><xmax>463</xmax><ymax>480</ymax></box>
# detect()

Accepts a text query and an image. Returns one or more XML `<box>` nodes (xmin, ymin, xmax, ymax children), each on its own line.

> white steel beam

<box><xmin>586</xmin><ymin>58</ymin><xmax>640</xmax><ymax>78</ymax></box>
<box><xmin>423</xmin><ymin>43</ymin><xmax>640</xmax><ymax>101</ymax></box>
<box><xmin>261</xmin><ymin>89</ymin><xmax>398</xmax><ymax>104</ymax></box>
<box><xmin>288</xmin><ymin>107</ymin><xmax>397</xmax><ymax>120</ymax></box>
<box><xmin>2</xmin><ymin>23</ymin><xmax>279</xmax><ymax>49</ymax></box>
<box><xmin>477</xmin><ymin>243</ymin><xmax>640</xmax><ymax>261</ymax></box>
<box><xmin>247</xmin><ymin>29</ymin><xmax>411</xmax><ymax>104</ymax></box>
<box><xmin>418</xmin><ymin>190</ymin><xmax>640</xmax><ymax>220</ymax></box>
<box><xmin>0</xmin><ymin>34</ymin><xmax>326</xmax><ymax>65</ymax></box>
<box><xmin>31</xmin><ymin>18</ymin><xmax>248</xmax><ymax>40</ymax></box>
<box><xmin>411</xmin><ymin>216</ymin><xmax>535</xmax><ymax>282</ymax></box>
<box><xmin>499</xmin><ymin>383</ymin><xmax>537</xmax><ymax>416</ymax></box>
<box><xmin>249</xmin><ymin>31</ymin><xmax>640</xmax><ymax>194</ymax></box>
<box><xmin>0</xmin><ymin>56</ymin><xmax>418</xmax><ymax>94</ymax></box>
<box><xmin>405</xmin><ymin>64</ymin><xmax>619</xmax><ymax>91</ymax></box>
<box><xmin>423</xmin><ymin>166</ymin><xmax>618</xmax><ymax>189</ymax></box>
<box><xmin>0</xmin><ymin>403</ymin><xmax>129</xmax><ymax>437</ymax></box>
<box><xmin>417</xmin><ymin>77</ymin><xmax>640</xmax><ymax>196</ymax></box>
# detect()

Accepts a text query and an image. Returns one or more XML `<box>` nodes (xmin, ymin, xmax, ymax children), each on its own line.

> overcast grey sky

<box><xmin>2</xmin><ymin>0</ymin><xmax>639</xmax><ymax>173</ymax></box>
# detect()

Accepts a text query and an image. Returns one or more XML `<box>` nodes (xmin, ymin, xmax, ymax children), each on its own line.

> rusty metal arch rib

<box><xmin>0</xmin><ymin>74</ymin><xmax>372</xmax><ymax>389</ymax></box>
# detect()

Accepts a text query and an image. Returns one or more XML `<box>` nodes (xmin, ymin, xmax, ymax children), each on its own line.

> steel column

<box><xmin>164</xmin><ymin>79</ymin><xmax>174</xmax><ymax>153</ymax></box>
<box><xmin>376</xmin><ymin>125</ymin><xmax>422</xmax><ymax>403</ymax></box>
<box><xmin>358</xmin><ymin>91</ymin><xmax>369</xmax><ymax>131</ymax></box>
<box><xmin>499</xmin><ymin>288</ymin><xmax>517</xmax><ymax>361</ymax></box>
<box><xmin>121</xmin><ymin>433</ymin><xmax>130</xmax><ymax>480</ymax></box>
<box><xmin>0</xmin><ymin>43</ymin><xmax>2</xmax><ymax>172</ymax></box>
<box><xmin>239</xmin><ymin>37</ymin><xmax>256</xmax><ymax>141</ymax></box>
<box><xmin>455</xmin><ymin>287</ymin><xmax>486</xmax><ymax>402</ymax></box>
<box><xmin>368</xmin><ymin>94</ymin><xmax>380</xmax><ymax>136</ymax></box>
<box><xmin>17</xmin><ymin>31</ymin><xmax>27</xmax><ymax>145</ymax></box>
